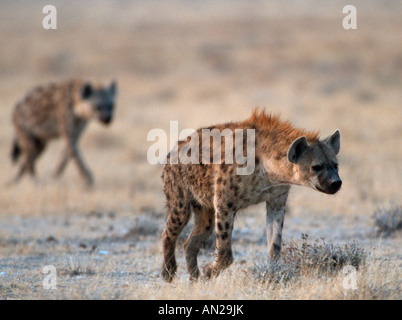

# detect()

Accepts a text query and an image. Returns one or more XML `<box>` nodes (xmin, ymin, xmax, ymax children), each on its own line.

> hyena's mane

<box><xmin>244</xmin><ymin>109</ymin><xmax>320</xmax><ymax>159</ymax></box>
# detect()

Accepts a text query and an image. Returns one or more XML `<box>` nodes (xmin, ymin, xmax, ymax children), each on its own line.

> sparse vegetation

<box><xmin>373</xmin><ymin>205</ymin><xmax>402</xmax><ymax>237</ymax></box>
<box><xmin>250</xmin><ymin>234</ymin><xmax>367</xmax><ymax>284</ymax></box>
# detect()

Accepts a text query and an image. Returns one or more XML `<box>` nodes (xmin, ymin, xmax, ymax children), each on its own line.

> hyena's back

<box><xmin>13</xmin><ymin>80</ymin><xmax>84</xmax><ymax>139</ymax></box>
<box><xmin>162</xmin><ymin>121</ymin><xmax>253</xmax><ymax>210</ymax></box>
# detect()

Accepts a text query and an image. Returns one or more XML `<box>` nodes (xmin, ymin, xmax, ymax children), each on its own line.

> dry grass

<box><xmin>0</xmin><ymin>0</ymin><xmax>401</xmax><ymax>300</ymax></box>
<box><xmin>250</xmin><ymin>234</ymin><xmax>367</xmax><ymax>284</ymax></box>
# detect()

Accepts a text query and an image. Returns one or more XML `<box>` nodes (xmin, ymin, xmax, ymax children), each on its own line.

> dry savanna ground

<box><xmin>0</xmin><ymin>1</ymin><xmax>401</xmax><ymax>299</ymax></box>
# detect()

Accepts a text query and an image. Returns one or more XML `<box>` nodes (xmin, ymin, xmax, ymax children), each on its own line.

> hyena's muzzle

<box><xmin>316</xmin><ymin>167</ymin><xmax>342</xmax><ymax>195</ymax></box>
<box><xmin>97</xmin><ymin>103</ymin><xmax>114</xmax><ymax>125</ymax></box>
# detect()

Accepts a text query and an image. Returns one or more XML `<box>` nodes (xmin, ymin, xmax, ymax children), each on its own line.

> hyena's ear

<box><xmin>81</xmin><ymin>83</ymin><xmax>93</xmax><ymax>99</ymax></box>
<box><xmin>324</xmin><ymin>129</ymin><xmax>341</xmax><ymax>155</ymax></box>
<box><xmin>287</xmin><ymin>136</ymin><xmax>309</xmax><ymax>164</ymax></box>
<box><xmin>109</xmin><ymin>80</ymin><xmax>117</xmax><ymax>96</ymax></box>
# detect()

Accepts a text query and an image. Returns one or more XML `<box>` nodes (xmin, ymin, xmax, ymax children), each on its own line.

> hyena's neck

<box><xmin>261</xmin><ymin>157</ymin><xmax>295</xmax><ymax>186</ymax></box>
<box><xmin>254</xmin><ymin>134</ymin><xmax>298</xmax><ymax>186</ymax></box>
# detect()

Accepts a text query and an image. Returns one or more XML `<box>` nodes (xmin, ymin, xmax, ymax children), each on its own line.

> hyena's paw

<box><xmin>161</xmin><ymin>261</ymin><xmax>177</xmax><ymax>283</ymax></box>
<box><xmin>188</xmin><ymin>267</ymin><xmax>201</xmax><ymax>282</ymax></box>
<box><xmin>83</xmin><ymin>173</ymin><xmax>94</xmax><ymax>189</ymax></box>
<box><xmin>202</xmin><ymin>262</ymin><xmax>221</xmax><ymax>280</ymax></box>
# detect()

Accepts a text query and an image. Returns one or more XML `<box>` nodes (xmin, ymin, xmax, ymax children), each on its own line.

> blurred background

<box><xmin>1</xmin><ymin>0</ymin><xmax>400</xmax><ymax>215</ymax></box>
<box><xmin>0</xmin><ymin>0</ymin><xmax>401</xmax><ymax>298</ymax></box>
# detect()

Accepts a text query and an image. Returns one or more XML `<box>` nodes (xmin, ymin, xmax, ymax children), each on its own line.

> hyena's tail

<box><xmin>11</xmin><ymin>139</ymin><xmax>21</xmax><ymax>164</ymax></box>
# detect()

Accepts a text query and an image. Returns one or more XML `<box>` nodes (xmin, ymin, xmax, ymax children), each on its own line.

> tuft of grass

<box><xmin>250</xmin><ymin>234</ymin><xmax>367</xmax><ymax>284</ymax></box>
<box><xmin>58</xmin><ymin>257</ymin><xmax>96</xmax><ymax>277</ymax></box>
<box><xmin>373</xmin><ymin>205</ymin><xmax>402</xmax><ymax>237</ymax></box>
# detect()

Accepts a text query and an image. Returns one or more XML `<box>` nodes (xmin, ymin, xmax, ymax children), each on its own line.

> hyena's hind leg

<box><xmin>161</xmin><ymin>191</ymin><xmax>192</xmax><ymax>282</ymax></box>
<box><xmin>9</xmin><ymin>134</ymin><xmax>46</xmax><ymax>185</ymax></box>
<box><xmin>183</xmin><ymin>202</ymin><xmax>214</xmax><ymax>281</ymax></box>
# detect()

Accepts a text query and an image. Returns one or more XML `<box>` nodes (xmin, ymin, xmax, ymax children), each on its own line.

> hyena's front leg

<box><xmin>59</xmin><ymin>118</ymin><xmax>93</xmax><ymax>186</ymax></box>
<box><xmin>266</xmin><ymin>186</ymin><xmax>290</xmax><ymax>260</ymax></box>
<box><xmin>53</xmin><ymin>146</ymin><xmax>70</xmax><ymax>179</ymax></box>
<box><xmin>203</xmin><ymin>200</ymin><xmax>237</xmax><ymax>279</ymax></box>
<box><xmin>65</xmin><ymin>138</ymin><xmax>93</xmax><ymax>187</ymax></box>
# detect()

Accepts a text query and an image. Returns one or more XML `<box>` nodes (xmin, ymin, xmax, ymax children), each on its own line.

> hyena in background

<box><xmin>10</xmin><ymin>79</ymin><xmax>117</xmax><ymax>187</ymax></box>
<box><xmin>161</xmin><ymin>109</ymin><xmax>342</xmax><ymax>282</ymax></box>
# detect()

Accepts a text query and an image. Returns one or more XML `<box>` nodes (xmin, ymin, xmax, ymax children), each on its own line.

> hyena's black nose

<box><xmin>329</xmin><ymin>180</ymin><xmax>342</xmax><ymax>194</ymax></box>
<box><xmin>100</xmin><ymin>113</ymin><xmax>112</xmax><ymax>125</ymax></box>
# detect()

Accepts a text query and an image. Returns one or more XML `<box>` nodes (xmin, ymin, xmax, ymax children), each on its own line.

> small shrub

<box><xmin>250</xmin><ymin>234</ymin><xmax>367</xmax><ymax>284</ymax></box>
<box><xmin>373</xmin><ymin>205</ymin><xmax>402</xmax><ymax>237</ymax></box>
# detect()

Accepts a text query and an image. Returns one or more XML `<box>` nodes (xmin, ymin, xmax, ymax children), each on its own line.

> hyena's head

<box><xmin>75</xmin><ymin>80</ymin><xmax>117</xmax><ymax>125</ymax></box>
<box><xmin>287</xmin><ymin>130</ymin><xmax>342</xmax><ymax>195</ymax></box>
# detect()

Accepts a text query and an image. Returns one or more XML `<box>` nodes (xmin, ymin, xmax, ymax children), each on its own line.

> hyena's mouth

<box><xmin>99</xmin><ymin>115</ymin><xmax>112</xmax><ymax>125</ymax></box>
<box><xmin>315</xmin><ymin>182</ymin><xmax>342</xmax><ymax>195</ymax></box>
<box><xmin>315</xmin><ymin>185</ymin><xmax>328</xmax><ymax>194</ymax></box>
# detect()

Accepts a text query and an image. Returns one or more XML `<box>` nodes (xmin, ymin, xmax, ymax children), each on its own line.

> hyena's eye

<box><xmin>333</xmin><ymin>163</ymin><xmax>339</xmax><ymax>170</ymax></box>
<box><xmin>312</xmin><ymin>165</ymin><xmax>323</xmax><ymax>172</ymax></box>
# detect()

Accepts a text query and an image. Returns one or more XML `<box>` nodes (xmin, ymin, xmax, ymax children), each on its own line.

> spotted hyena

<box><xmin>161</xmin><ymin>109</ymin><xmax>342</xmax><ymax>282</ymax></box>
<box><xmin>10</xmin><ymin>79</ymin><xmax>117</xmax><ymax>186</ymax></box>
